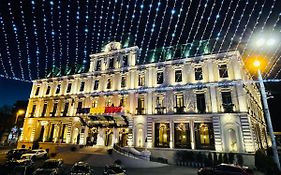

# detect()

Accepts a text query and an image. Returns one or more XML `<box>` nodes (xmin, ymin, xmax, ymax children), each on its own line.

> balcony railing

<box><xmin>174</xmin><ymin>106</ymin><xmax>185</xmax><ymax>114</ymax></box>
<box><xmin>155</xmin><ymin>107</ymin><xmax>166</xmax><ymax>114</ymax></box>
<box><xmin>222</xmin><ymin>103</ymin><xmax>234</xmax><ymax>113</ymax></box>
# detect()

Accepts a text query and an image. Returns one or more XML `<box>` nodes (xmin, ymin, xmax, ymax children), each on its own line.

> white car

<box><xmin>21</xmin><ymin>149</ymin><xmax>48</xmax><ymax>160</ymax></box>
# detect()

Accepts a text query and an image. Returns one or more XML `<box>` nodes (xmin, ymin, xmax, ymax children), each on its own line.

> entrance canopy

<box><xmin>79</xmin><ymin>114</ymin><xmax>128</xmax><ymax>128</ymax></box>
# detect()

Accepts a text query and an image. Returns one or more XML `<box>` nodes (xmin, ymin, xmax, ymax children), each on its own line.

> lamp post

<box><xmin>15</xmin><ymin>109</ymin><xmax>25</xmax><ymax>125</ymax></box>
<box><xmin>253</xmin><ymin>59</ymin><xmax>280</xmax><ymax>170</ymax></box>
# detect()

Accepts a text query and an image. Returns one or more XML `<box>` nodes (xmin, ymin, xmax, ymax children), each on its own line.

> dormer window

<box><xmin>66</xmin><ymin>83</ymin><xmax>72</xmax><ymax>93</ymax></box>
<box><xmin>55</xmin><ymin>84</ymin><xmax>61</xmax><ymax>94</ymax></box>
<box><xmin>35</xmin><ymin>86</ymin><xmax>40</xmax><ymax>96</ymax></box>
<box><xmin>138</xmin><ymin>74</ymin><xmax>145</xmax><ymax>86</ymax></box>
<box><xmin>121</xmin><ymin>76</ymin><xmax>126</xmax><ymax>88</ymax></box>
<box><xmin>195</xmin><ymin>67</ymin><xmax>203</xmax><ymax>80</ymax></box>
<box><xmin>80</xmin><ymin>82</ymin><xmax>85</xmax><ymax>92</ymax></box>
<box><xmin>94</xmin><ymin>80</ymin><xmax>99</xmax><ymax>90</ymax></box>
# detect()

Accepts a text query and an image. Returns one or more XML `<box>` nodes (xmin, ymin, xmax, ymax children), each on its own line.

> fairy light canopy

<box><xmin>0</xmin><ymin>0</ymin><xmax>281</xmax><ymax>81</ymax></box>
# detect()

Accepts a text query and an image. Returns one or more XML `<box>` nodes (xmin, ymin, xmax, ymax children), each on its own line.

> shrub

<box><xmin>107</xmin><ymin>149</ymin><xmax>113</xmax><ymax>154</ymax></box>
<box><xmin>228</xmin><ymin>153</ymin><xmax>234</xmax><ymax>164</ymax></box>
<box><xmin>213</xmin><ymin>152</ymin><xmax>218</xmax><ymax>165</ymax></box>
<box><xmin>236</xmin><ymin>154</ymin><xmax>243</xmax><ymax>166</ymax></box>
<box><xmin>218</xmin><ymin>153</ymin><xmax>223</xmax><ymax>164</ymax></box>
<box><xmin>70</xmin><ymin>146</ymin><xmax>77</xmax><ymax>152</ymax></box>
<box><xmin>223</xmin><ymin>153</ymin><xmax>228</xmax><ymax>163</ymax></box>
<box><xmin>206</xmin><ymin>152</ymin><xmax>213</xmax><ymax>166</ymax></box>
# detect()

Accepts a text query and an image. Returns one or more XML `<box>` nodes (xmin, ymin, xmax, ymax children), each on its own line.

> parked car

<box><xmin>21</xmin><ymin>149</ymin><xmax>48</xmax><ymax>160</ymax></box>
<box><xmin>198</xmin><ymin>163</ymin><xmax>253</xmax><ymax>175</ymax></box>
<box><xmin>70</xmin><ymin>161</ymin><xmax>94</xmax><ymax>175</ymax></box>
<box><xmin>33</xmin><ymin>159</ymin><xmax>64</xmax><ymax>175</ymax></box>
<box><xmin>2</xmin><ymin>158</ymin><xmax>36</xmax><ymax>175</ymax></box>
<box><xmin>103</xmin><ymin>164</ymin><xmax>126</xmax><ymax>175</ymax></box>
<box><xmin>6</xmin><ymin>148</ymin><xmax>31</xmax><ymax>160</ymax></box>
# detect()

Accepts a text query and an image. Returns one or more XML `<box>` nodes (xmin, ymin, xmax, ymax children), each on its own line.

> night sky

<box><xmin>0</xmin><ymin>0</ymin><xmax>281</xmax><ymax>130</ymax></box>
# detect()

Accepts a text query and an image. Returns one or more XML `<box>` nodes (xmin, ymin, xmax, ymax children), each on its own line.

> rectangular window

<box><xmin>219</xmin><ymin>64</ymin><xmax>228</xmax><ymax>78</ymax></box>
<box><xmin>52</xmin><ymin>103</ymin><xmax>58</xmax><ymax>116</ymax></box>
<box><xmin>63</xmin><ymin>102</ymin><xmax>69</xmax><ymax>116</ymax></box>
<box><xmin>31</xmin><ymin>105</ymin><xmax>36</xmax><ymax>117</ymax></box>
<box><xmin>176</xmin><ymin>94</ymin><xmax>184</xmax><ymax>107</ymax></box>
<box><xmin>195</xmin><ymin>67</ymin><xmax>203</xmax><ymax>80</ymax></box>
<box><xmin>41</xmin><ymin>103</ymin><xmax>48</xmax><ymax>117</ymax></box>
<box><xmin>35</xmin><ymin>87</ymin><xmax>40</xmax><ymax>96</ymax></box>
<box><xmin>120</xmin><ymin>97</ymin><xmax>125</xmax><ymax>106</ymax></box>
<box><xmin>121</xmin><ymin>76</ymin><xmax>126</xmax><ymax>88</ymax></box>
<box><xmin>94</xmin><ymin>80</ymin><xmax>99</xmax><ymax>90</ymax></box>
<box><xmin>154</xmin><ymin>123</ymin><xmax>170</xmax><ymax>148</ymax></box>
<box><xmin>222</xmin><ymin>91</ymin><xmax>233</xmax><ymax>112</ymax></box>
<box><xmin>92</xmin><ymin>100</ymin><xmax>98</xmax><ymax>107</ymax></box>
<box><xmin>55</xmin><ymin>84</ymin><xmax>61</xmax><ymax>94</ymax></box>
<box><xmin>66</xmin><ymin>83</ymin><xmax>72</xmax><ymax>93</ymax></box>
<box><xmin>155</xmin><ymin>96</ymin><xmax>165</xmax><ymax>114</ymax></box>
<box><xmin>96</xmin><ymin>60</ymin><xmax>101</xmax><ymax>71</ymax></box>
<box><xmin>174</xmin><ymin>123</ymin><xmax>191</xmax><ymax>149</ymax></box>
<box><xmin>80</xmin><ymin>82</ymin><xmax>85</xmax><ymax>92</ymax></box>
<box><xmin>46</xmin><ymin>86</ymin><xmax>51</xmax><ymax>95</ymax></box>
<box><xmin>138</xmin><ymin>74</ymin><xmax>145</xmax><ymax>86</ymax></box>
<box><xmin>107</xmin><ymin>79</ymin><xmax>112</xmax><ymax>89</ymax></box>
<box><xmin>196</xmin><ymin>94</ymin><xmax>206</xmax><ymax>113</ymax></box>
<box><xmin>123</xmin><ymin>55</ymin><xmax>128</xmax><ymax>67</ymax></box>
<box><xmin>77</xmin><ymin>101</ymin><xmax>83</xmax><ymax>113</ymax></box>
<box><xmin>109</xmin><ymin>58</ymin><xmax>114</xmax><ymax>69</ymax></box>
<box><xmin>137</xmin><ymin>97</ymin><xmax>145</xmax><ymax>114</ymax></box>
<box><xmin>175</xmin><ymin>70</ymin><xmax>182</xmax><ymax>82</ymax></box>
<box><xmin>194</xmin><ymin>123</ymin><xmax>215</xmax><ymax>150</ymax></box>
<box><xmin>221</xmin><ymin>91</ymin><xmax>232</xmax><ymax>104</ymax></box>
<box><xmin>157</xmin><ymin>72</ymin><xmax>164</xmax><ymax>84</ymax></box>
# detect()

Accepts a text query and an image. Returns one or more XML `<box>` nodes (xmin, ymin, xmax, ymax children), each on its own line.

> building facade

<box><xmin>19</xmin><ymin>42</ymin><xmax>268</xmax><ymax>153</ymax></box>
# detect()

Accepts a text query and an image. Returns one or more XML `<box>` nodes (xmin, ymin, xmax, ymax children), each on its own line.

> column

<box><xmin>190</xmin><ymin>120</ymin><xmax>195</xmax><ymax>150</ymax></box>
<box><xmin>169</xmin><ymin>119</ymin><xmax>174</xmax><ymax>148</ymax></box>
<box><xmin>209</xmin><ymin>86</ymin><xmax>218</xmax><ymax>113</ymax></box>
<box><xmin>147</xmin><ymin>92</ymin><xmax>153</xmax><ymax>114</ymax></box>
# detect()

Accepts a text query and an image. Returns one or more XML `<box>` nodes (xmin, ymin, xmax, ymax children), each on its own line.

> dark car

<box><xmin>198</xmin><ymin>163</ymin><xmax>252</xmax><ymax>175</ymax></box>
<box><xmin>70</xmin><ymin>161</ymin><xmax>94</xmax><ymax>175</ymax></box>
<box><xmin>33</xmin><ymin>159</ymin><xmax>64</xmax><ymax>175</ymax></box>
<box><xmin>103</xmin><ymin>164</ymin><xmax>126</xmax><ymax>175</ymax></box>
<box><xmin>6</xmin><ymin>148</ymin><xmax>31</xmax><ymax>160</ymax></box>
<box><xmin>2</xmin><ymin>158</ymin><xmax>36</xmax><ymax>175</ymax></box>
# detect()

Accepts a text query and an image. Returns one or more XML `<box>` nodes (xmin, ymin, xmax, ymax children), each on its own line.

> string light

<box><xmin>42</xmin><ymin>0</ymin><xmax>50</xmax><ymax>77</ymax></box>
<box><xmin>95</xmin><ymin>0</ymin><xmax>106</xmax><ymax>52</ymax></box>
<box><xmin>65</xmin><ymin>0</ymin><xmax>71</xmax><ymax>69</ymax></box>
<box><xmin>7</xmin><ymin>2</ymin><xmax>25</xmax><ymax>79</ymax></box>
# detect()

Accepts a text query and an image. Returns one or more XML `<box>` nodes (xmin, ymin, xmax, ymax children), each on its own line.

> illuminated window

<box><xmin>175</xmin><ymin>70</ymin><xmax>182</xmax><ymax>82</ymax></box>
<box><xmin>121</xmin><ymin>76</ymin><xmax>126</xmax><ymax>88</ymax></box>
<box><xmin>92</xmin><ymin>100</ymin><xmax>98</xmax><ymax>107</ymax></box>
<box><xmin>195</xmin><ymin>67</ymin><xmax>203</xmax><ymax>80</ymax></box>
<box><xmin>93</xmin><ymin>80</ymin><xmax>99</xmax><ymax>90</ymax></box>
<box><xmin>175</xmin><ymin>94</ymin><xmax>184</xmax><ymax>107</ymax></box>
<box><xmin>35</xmin><ymin>86</ymin><xmax>40</xmax><ymax>96</ymax></box>
<box><xmin>157</xmin><ymin>71</ymin><xmax>164</xmax><ymax>84</ymax></box>
<box><xmin>194</xmin><ymin>123</ymin><xmax>215</xmax><ymax>150</ymax></box>
<box><xmin>77</xmin><ymin>102</ymin><xmax>83</xmax><ymax>110</ymax></box>
<box><xmin>46</xmin><ymin>86</ymin><xmax>51</xmax><ymax>95</ymax></box>
<box><xmin>80</xmin><ymin>82</ymin><xmax>85</xmax><ymax>92</ymax></box>
<box><xmin>96</xmin><ymin>60</ymin><xmax>101</xmax><ymax>71</ymax></box>
<box><xmin>106</xmin><ymin>98</ymin><xmax>112</xmax><ymax>106</ymax></box>
<box><xmin>155</xmin><ymin>95</ymin><xmax>165</xmax><ymax>114</ymax></box>
<box><xmin>219</xmin><ymin>64</ymin><xmax>228</xmax><ymax>78</ymax></box>
<box><xmin>55</xmin><ymin>84</ymin><xmax>61</xmax><ymax>94</ymax></box>
<box><xmin>107</xmin><ymin>79</ymin><xmax>112</xmax><ymax>89</ymax></box>
<box><xmin>66</xmin><ymin>83</ymin><xmax>72</xmax><ymax>93</ymax></box>
<box><xmin>174</xmin><ymin>123</ymin><xmax>191</xmax><ymax>148</ymax></box>
<box><xmin>138</xmin><ymin>74</ymin><xmax>145</xmax><ymax>86</ymax></box>
<box><xmin>155</xmin><ymin>123</ymin><xmax>170</xmax><ymax>148</ymax></box>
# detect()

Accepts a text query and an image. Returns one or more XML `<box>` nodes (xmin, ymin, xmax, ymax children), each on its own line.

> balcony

<box><xmin>155</xmin><ymin>107</ymin><xmax>166</xmax><ymax>114</ymax></box>
<box><xmin>174</xmin><ymin>106</ymin><xmax>185</xmax><ymax>114</ymax></box>
<box><xmin>222</xmin><ymin>103</ymin><xmax>234</xmax><ymax>113</ymax></box>
<box><xmin>136</xmin><ymin>108</ymin><xmax>145</xmax><ymax>115</ymax></box>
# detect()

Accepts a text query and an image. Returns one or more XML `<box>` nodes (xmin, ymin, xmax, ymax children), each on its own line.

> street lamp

<box><xmin>15</xmin><ymin>109</ymin><xmax>25</xmax><ymax>125</ymax></box>
<box><xmin>253</xmin><ymin>59</ymin><xmax>281</xmax><ymax>170</ymax></box>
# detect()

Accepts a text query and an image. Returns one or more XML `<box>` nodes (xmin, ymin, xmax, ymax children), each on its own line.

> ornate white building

<box><xmin>18</xmin><ymin>42</ymin><xmax>268</xmax><ymax>153</ymax></box>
